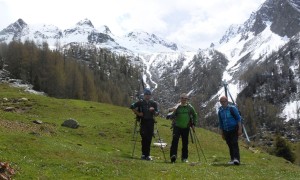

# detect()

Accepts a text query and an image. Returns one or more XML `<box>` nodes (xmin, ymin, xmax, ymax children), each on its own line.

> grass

<box><xmin>0</xmin><ymin>83</ymin><xmax>299</xmax><ymax>179</ymax></box>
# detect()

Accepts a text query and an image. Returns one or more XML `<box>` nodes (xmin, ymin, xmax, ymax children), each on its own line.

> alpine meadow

<box><xmin>0</xmin><ymin>83</ymin><xmax>299</xmax><ymax>179</ymax></box>
<box><xmin>1</xmin><ymin>0</ymin><xmax>300</xmax><ymax>179</ymax></box>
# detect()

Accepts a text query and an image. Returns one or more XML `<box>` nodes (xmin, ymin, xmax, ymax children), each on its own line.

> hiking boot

<box><xmin>182</xmin><ymin>159</ymin><xmax>189</xmax><ymax>163</ymax></box>
<box><xmin>233</xmin><ymin>159</ymin><xmax>240</xmax><ymax>165</ymax></box>
<box><xmin>227</xmin><ymin>160</ymin><xmax>234</xmax><ymax>165</ymax></box>
<box><xmin>145</xmin><ymin>156</ymin><xmax>152</xmax><ymax>161</ymax></box>
<box><xmin>170</xmin><ymin>155</ymin><xmax>176</xmax><ymax>163</ymax></box>
<box><xmin>141</xmin><ymin>155</ymin><xmax>146</xmax><ymax>160</ymax></box>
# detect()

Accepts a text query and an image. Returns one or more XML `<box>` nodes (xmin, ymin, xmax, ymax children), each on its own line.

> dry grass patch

<box><xmin>0</xmin><ymin>119</ymin><xmax>56</xmax><ymax>136</ymax></box>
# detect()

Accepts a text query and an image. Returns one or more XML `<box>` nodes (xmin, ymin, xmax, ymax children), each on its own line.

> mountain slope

<box><xmin>0</xmin><ymin>83</ymin><xmax>299</xmax><ymax>179</ymax></box>
<box><xmin>1</xmin><ymin>0</ymin><xmax>300</xmax><ymax>138</ymax></box>
<box><xmin>211</xmin><ymin>0</ymin><xmax>300</xmax><ymax>117</ymax></box>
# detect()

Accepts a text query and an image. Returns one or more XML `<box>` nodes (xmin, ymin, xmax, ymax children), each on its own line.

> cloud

<box><xmin>0</xmin><ymin>0</ymin><xmax>266</xmax><ymax>49</ymax></box>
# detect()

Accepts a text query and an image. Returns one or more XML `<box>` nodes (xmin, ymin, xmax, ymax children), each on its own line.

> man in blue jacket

<box><xmin>218</xmin><ymin>96</ymin><xmax>242</xmax><ymax>165</ymax></box>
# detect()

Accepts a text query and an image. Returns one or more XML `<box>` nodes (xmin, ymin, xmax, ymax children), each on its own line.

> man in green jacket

<box><xmin>169</xmin><ymin>93</ymin><xmax>198</xmax><ymax>163</ymax></box>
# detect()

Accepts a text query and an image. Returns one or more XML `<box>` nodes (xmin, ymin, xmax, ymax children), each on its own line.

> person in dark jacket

<box><xmin>130</xmin><ymin>88</ymin><xmax>159</xmax><ymax>161</ymax></box>
<box><xmin>169</xmin><ymin>93</ymin><xmax>197</xmax><ymax>163</ymax></box>
<box><xmin>218</xmin><ymin>96</ymin><xmax>242</xmax><ymax>165</ymax></box>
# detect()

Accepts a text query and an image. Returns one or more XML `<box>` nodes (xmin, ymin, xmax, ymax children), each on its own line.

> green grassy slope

<box><xmin>0</xmin><ymin>83</ymin><xmax>299</xmax><ymax>179</ymax></box>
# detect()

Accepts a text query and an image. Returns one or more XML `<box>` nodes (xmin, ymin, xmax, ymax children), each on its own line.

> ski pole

<box><xmin>242</xmin><ymin>124</ymin><xmax>250</xmax><ymax>143</ymax></box>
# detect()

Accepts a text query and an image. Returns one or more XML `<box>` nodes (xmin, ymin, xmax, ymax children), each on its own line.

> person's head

<box><xmin>180</xmin><ymin>93</ymin><xmax>189</xmax><ymax>105</ymax></box>
<box><xmin>219</xmin><ymin>96</ymin><xmax>228</xmax><ymax>107</ymax></box>
<box><xmin>143</xmin><ymin>88</ymin><xmax>152</xmax><ymax>100</ymax></box>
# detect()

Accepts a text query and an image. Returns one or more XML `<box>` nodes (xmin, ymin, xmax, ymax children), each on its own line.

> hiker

<box><xmin>218</xmin><ymin>96</ymin><xmax>242</xmax><ymax>165</ymax></box>
<box><xmin>169</xmin><ymin>93</ymin><xmax>198</xmax><ymax>163</ymax></box>
<box><xmin>130</xmin><ymin>88</ymin><xmax>159</xmax><ymax>161</ymax></box>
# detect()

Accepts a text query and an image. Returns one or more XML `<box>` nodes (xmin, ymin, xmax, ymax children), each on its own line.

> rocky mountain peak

<box><xmin>220</xmin><ymin>0</ymin><xmax>300</xmax><ymax>45</ymax></box>
<box><xmin>102</xmin><ymin>25</ymin><xmax>111</xmax><ymax>34</ymax></box>
<box><xmin>76</xmin><ymin>18</ymin><xmax>94</xmax><ymax>28</ymax></box>
<box><xmin>126</xmin><ymin>31</ymin><xmax>178</xmax><ymax>51</ymax></box>
<box><xmin>253</xmin><ymin>0</ymin><xmax>300</xmax><ymax>37</ymax></box>
<box><xmin>15</xmin><ymin>18</ymin><xmax>27</xmax><ymax>28</ymax></box>
<box><xmin>0</xmin><ymin>18</ymin><xmax>28</xmax><ymax>35</ymax></box>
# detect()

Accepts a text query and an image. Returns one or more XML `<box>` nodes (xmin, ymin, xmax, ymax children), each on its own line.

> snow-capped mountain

<box><xmin>0</xmin><ymin>19</ymin><xmax>63</xmax><ymax>45</ymax></box>
<box><xmin>214</xmin><ymin>0</ymin><xmax>300</xmax><ymax>106</ymax></box>
<box><xmin>217</xmin><ymin>0</ymin><xmax>300</xmax><ymax>76</ymax></box>
<box><xmin>0</xmin><ymin>18</ymin><xmax>196</xmax><ymax>86</ymax></box>
<box><xmin>204</xmin><ymin>0</ymin><xmax>300</xmax><ymax>140</ymax></box>
<box><xmin>0</xmin><ymin>18</ymin><xmax>193</xmax><ymax>54</ymax></box>
<box><xmin>1</xmin><ymin>0</ymin><xmax>300</xmax><ymax>135</ymax></box>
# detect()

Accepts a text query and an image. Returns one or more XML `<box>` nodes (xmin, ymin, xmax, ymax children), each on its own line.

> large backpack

<box><xmin>229</xmin><ymin>105</ymin><xmax>243</xmax><ymax>123</ymax></box>
<box><xmin>229</xmin><ymin>105</ymin><xmax>244</xmax><ymax>132</ymax></box>
<box><xmin>218</xmin><ymin>105</ymin><xmax>241</xmax><ymax>122</ymax></box>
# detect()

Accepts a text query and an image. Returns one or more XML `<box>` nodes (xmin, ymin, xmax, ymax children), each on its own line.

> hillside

<box><xmin>0</xmin><ymin>83</ymin><xmax>299</xmax><ymax>179</ymax></box>
<box><xmin>1</xmin><ymin>0</ymin><xmax>300</xmax><ymax>144</ymax></box>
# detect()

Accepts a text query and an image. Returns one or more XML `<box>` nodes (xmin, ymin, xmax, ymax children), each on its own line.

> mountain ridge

<box><xmin>0</xmin><ymin>18</ymin><xmax>192</xmax><ymax>54</ymax></box>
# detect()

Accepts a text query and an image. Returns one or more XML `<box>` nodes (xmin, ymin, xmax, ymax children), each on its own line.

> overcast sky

<box><xmin>0</xmin><ymin>0</ymin><xmax>266</xmax><ymax>49</ymax></box>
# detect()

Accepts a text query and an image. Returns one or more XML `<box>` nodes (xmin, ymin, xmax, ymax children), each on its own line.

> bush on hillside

<box><xmin>273</xmin><ymin>136</ymin><xmax>296</xmax><ymax>163</ymax></box>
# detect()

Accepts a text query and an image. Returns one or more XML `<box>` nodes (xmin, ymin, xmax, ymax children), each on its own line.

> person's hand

<box><xmin>189</xmin><ymin>121</ymin><xmax>195</xmax><ymax>128</ymax></box>
<box><xmin>137</xmin><ymin>112</ymin><xmax>143</xmax><ymax>117</ymax></box>
<box><xmin>168</xmin><ymin>107</ymin><xmax>175</xmax><ymax>112</ymax></box>
<box><xmin>238</xmin><ymin>127</ymin><xmax>243</xmax><ymax>136</ymax></box>
<box><xmin>149</xmin><ymin>107</ymin><xmax>155</xmax><ymax>112</ymax></box>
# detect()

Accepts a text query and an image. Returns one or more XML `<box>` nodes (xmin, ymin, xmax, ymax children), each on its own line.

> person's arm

<box><xmin>220</xmin><ymin>129</ymin><xmax>225</xmax><ymax>140</ymax></box>
<box><xmin>218</xmin><ymin>111</ymin><xmax>225</xmax><ymax>140</ymax></box>
<box><xmin>233</xmin><ymin>107</ymin><xmax>243</xmax><ymax>136</ymax></box>
<box><xmin>153</xmin><ymin>102</ymin><xmax>159</xmax><ymax>116</ymax></box>
<box><xmin>130</xmin><ymin>102</ymin><xmax>143</xmax><ymax>117</ymax></box>
<box><xmin>132</xmin><ymin>108</ymin><xmax>143</xmax><ymax>117</ymax></box>
<box><xmin>191</xmin><ymin>105</ymin><xmax>198</xmax><ymax>125</ymax></box>
<box><xmin>237</xmin><ymin>121</ymin><xmax>243</xmax><ymax>136</ymax></box>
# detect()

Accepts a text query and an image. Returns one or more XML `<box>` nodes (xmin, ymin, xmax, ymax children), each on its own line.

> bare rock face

<box><xmin>253</xmin><ymin>0</ymin><xmax>300</xmax><ymax>37</ymax></box>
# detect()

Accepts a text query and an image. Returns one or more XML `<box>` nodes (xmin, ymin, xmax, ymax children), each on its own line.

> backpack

<box><xmin>229</xmin><ymin>105</ymin><xmax>244</xmax><ymax>132</ymax></box>
<box><xmin>218</xmin><ymin>105</ymin><xmax>241</xmax><ymax>122</ymax></box>
<box><xmin>229</xmin><ymin>106</ymin><xmax>238</xmax><ymax>120</ymax></box>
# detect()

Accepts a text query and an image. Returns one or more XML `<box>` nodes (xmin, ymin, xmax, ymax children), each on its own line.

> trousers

<box><xmin>140</xmin><ymin>119</ymin><xmax>154</xmax><ymax>157</ymax></box>
<box><xmin>170</xmin><ymin>126</ymin><xmax>190</xmax><ymax>159</ymax></box>
<box><xmin>223</xmin><ymin>128</ymin><xmax>240</xmax><ymax>161</ymax></box>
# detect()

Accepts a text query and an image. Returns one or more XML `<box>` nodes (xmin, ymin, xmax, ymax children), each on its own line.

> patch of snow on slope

<box><xmin>281</xmin><ymin>101</ymin><xmax>300</xmax><ymax>121</ymax></box>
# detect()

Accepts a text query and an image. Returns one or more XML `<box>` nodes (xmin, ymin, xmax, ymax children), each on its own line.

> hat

<box><xmin>143</xmin><ymin>88</ymin><xmax>152</xmax><ymax>95</ymax></box>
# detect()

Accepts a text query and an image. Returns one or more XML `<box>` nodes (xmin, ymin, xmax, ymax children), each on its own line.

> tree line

<box><xmin>0</xmin><ymin>41</ymin><xmax>141</xmax><ymax>106</ymax></box>
<box><xmin>237</xmin><ymin>43</ymin><xmax>300</xmax><ymax>136</ymax></box>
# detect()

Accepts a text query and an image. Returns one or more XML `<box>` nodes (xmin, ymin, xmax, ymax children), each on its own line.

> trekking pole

<box><xmin>190</xmin><ymin>127</ymin><xmax>201</xmax><ymax>162</ymax></box>
<box><xmin>190</xmin><ymin>129</ymin><xmax>195</xmax><ymax>144</ymax></box>
<box><xmin>155</xmin><ymin>123</ymin><xmax>167</xmax><ymax>162</ymax></box>
<box><xmin>132</xmin><ymin>118</ymin><xmax>138</xmax><ymax>138</ymax></box>
<box><xmin>191</xmin><ymin>126</ymin><xmax>207</xmax><ymax>162</ymax></box>
<box><xmin>131</xmin><ymin>120</ymin><xmax>140</xmax><ymax>158</ymax></box>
